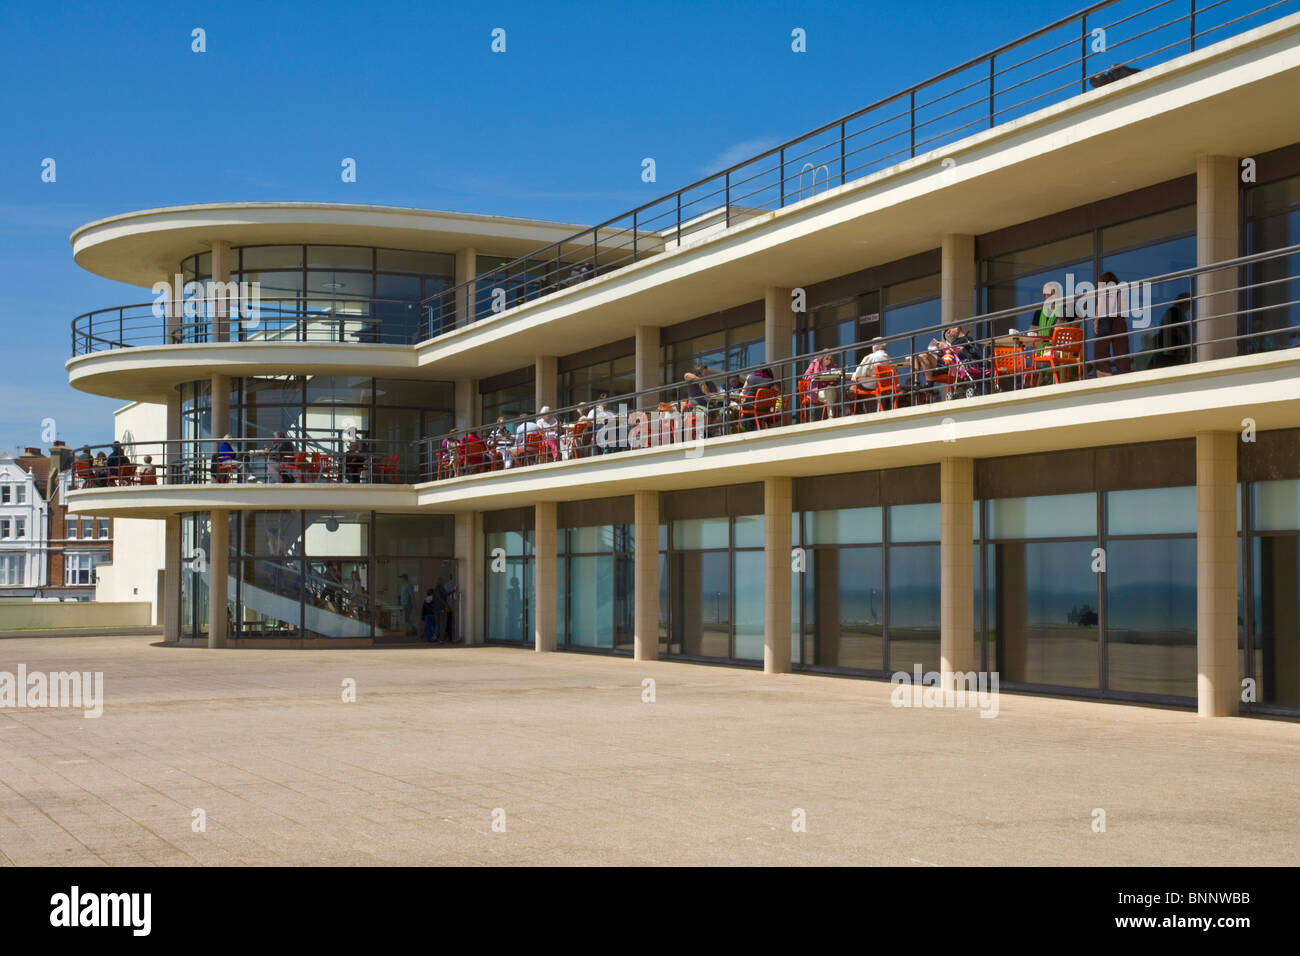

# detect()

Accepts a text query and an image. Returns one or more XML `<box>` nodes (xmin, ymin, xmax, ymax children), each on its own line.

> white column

<box><xmin>635</xmin><ymin>325</ymin><xmax>660</xmax><ymax>410</ymax></box>
<box><xmin>534</xmin><ymin>502</ymin><xmax>557</xmax><ymax>652</ymax></box>
<box><xmin>1197</xmin><ymin>431</ymin><xmax>1239</xmax><ymax>717</ymax></box>
<box><xmin>941</xmin><ymin>234</ymin><xmax>976</xmax><ymax>328</ymax></box>
<box><xmin>211</xmin><ymin>239</ymin><xmax>231</xmax><ymax>342</ymax></box>
<box><xmin>940</xmin><ymin>458</ymin><xmax>976</xmax><ymax>684</ymax></box>
<box><xmin>210</xmin><ymin>375</ymin><xmax>230</xmax><ymax>453</ymax></box>
<box><xmin>162</xmin><ymin>515</ymin><xmax>180</xmax><ymax>642</ymax></box>
<box><xmin>454</xmin><ymin>247</ymin><xmax>476</xmax><ymax>329</ymax></box>
<box><xmin>764</xmin><ymin>477</ymin><xmax>792</xmax><ymax>674</ymax></box>
<box><xmin>535</xmin><ymin>355</ymin><xmax>558</xmax><ymax>411</ymax></box>
<box><xmin>764</xmin><ymin>286</ymin><xmax>794</xmax><ymax>365</ymax></box>
<box><xmin>208</xmin><ymin>510</ymin><xmax>229</xmax><ymax>649</ymax></box>
<box><xmin>1196</xmin><ymin>155</ymin><xmax>1240</xmax><ymax>362</ymax></box>
<box><xmin>633</xmin><ymin>490</ymin><xmax>659</xmax><ymax>661</ymax></box>
<box><xmin>454</xmin><ymin>511</ymin><xmax>482</xmax><ymax>643</ymax></box>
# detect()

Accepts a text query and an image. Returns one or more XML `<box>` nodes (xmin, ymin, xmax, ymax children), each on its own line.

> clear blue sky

<box><xmin>0</xmin><ymin>0</ymin><xmax>1084</xmax><ymax>451</ymax></box>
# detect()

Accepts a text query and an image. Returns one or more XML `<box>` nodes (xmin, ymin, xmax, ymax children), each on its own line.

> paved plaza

<box><xmin>0</xmin><ymin>634</ymin><xmax>1297</xmax><ymax>866</ymax></box>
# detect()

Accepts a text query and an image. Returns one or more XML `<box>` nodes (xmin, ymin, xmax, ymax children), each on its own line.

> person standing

<box><xmin>431</xmin><ymin>577</ymin><xmax>451</xmax><ymax>643</ymax></box>
<box><xmin>421</xmin><ymin>588</ymin><xmax>437</xmax><ymax>643</ymax></box>
<box><xmin>1093</xmin><ymin>271</ymin><xmax>1131</xmax><ymax>375</ymax></box>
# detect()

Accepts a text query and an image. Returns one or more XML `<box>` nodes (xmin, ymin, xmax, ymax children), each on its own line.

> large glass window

<box><xmin>1245</xmin><ymin>174</ymin><xmax>1300</xmax><ymax>354</ymax></box>
<box><xmin>665</xmin><ymin>514</ymin><xmax>764</xmax><ymax>662</ymax></box>
<box><xmin>485</xmin><ymin>527</ymin><xmax>534</xmax><ymax>642</ymax></box>
<box><xmin>558</xmin><ymin>523</ymin><xmax>634</xmax><ymax>651</ymax></box>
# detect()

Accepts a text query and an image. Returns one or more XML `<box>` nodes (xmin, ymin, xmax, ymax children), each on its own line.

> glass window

<box><xmin>888</xmin><ymin>503</ymin><xmax>940</xmax><ymax>542</ymax></box>
<box><xmin>1105</xmin><ymin>538</ymin><xmax>1197</xmax><ymax>698</ymax></box>
<box><xmin>732</xmin><ymin>514</ymin><xmax>764</xmax><ymax>549</ymax></box>
<box><xmin>65</xmin><ymin>517</ymin><xmax>77</xmax><ymax>539</ymax></box>
<box><xmin>14</xmin><ymin>485</ymin><xmax>25</xmax><ymax>504</ymax></box>
<box><xmin>97</xmin><ymin>518</ymin><xmax>109</xmax><ymax>539</ymax></box>
<box><xmin>672</xmin><ymin>517</ymin><xmax>729</xmax><ymax>550</ymax></box>
<box><xmin>240</xmin><ymin>245</ymin><xmax>304</xmax><ymax>270</ymax></box>
<box><xmin>1100</xmin><ymin>206</ymin><xmax>1195</xmax><ymax>253</ymax></box>
<box><xmin>733</xmin><ymin>550</ymin><xmax>765</xmax><ymax>660</ymax></box>
<box><xmin>1252</xmin><ymin>534</ymin><xmax>1300</xmax><ymax>708</ymax></box>
<box><xmin>1</xmin><ymin>486</ymin><xmax>9</xmax><ymax>503</ymax></box>
<box><xmin>1107</xmin><ymin>487</ymin><xmax>1196</xmax><ymax>535</ymax></box>
<box><xmin>805</xmin><ymin>507</ymin><xmax>882</xmax><ymax>545</ymax></box>
<box><xmin>375</xmin><ymin>515</ymin><xmax>454</xmax><ymax>556</ymax></box>
<box><xmin>887</xmin><ymin>544</ymin><xmax>941</xmax><ymax>674</ymax></box>
<box><xmin>984</xmin><ymin>234</ymin><xmax>1092</xmax><ymax>285</ymax></box>
<box><xmin>1253</xmin><ymin>479</ymin><xmax>1300</xmax><ymax>531</ymax></box>
<box><xmin>988</xmin><ymin>493</ymin><xmax>1097</xmax><ymax>539</ymax></box>
<box><xmin>803</xmin><ymin>545</ymin><xmax>884</xmax><ymax>670</ymax></box>
<box><xmin>303</xmin><ymin>512</ymin><xmax>369</xmax><ymax>556</ymax></box>
<box><xmin>0</xmin><ymin>519</ymin><xmax>9</xmax><ymax>539</ymax></box>
<box><xmin>376</xmin><ymin>249</ymin><xmax>455</xmax><ymax>275</ymax></box>
<box><xmin>307</xmin><ymin>246</ymin><xmax>373</xmax><ymax>270</ymax></box>
<box><xmin>672</xmin><ymin>550</ymin><xmax>730</xmax><ymax>658</ymax></box>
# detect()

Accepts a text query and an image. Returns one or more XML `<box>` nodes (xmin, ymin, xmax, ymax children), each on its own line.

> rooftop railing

<box><xmin>74</xmin><ymin>244</ymin><xmax>1300</xmax><ymax>492</ymax></box>
<box><xmin>414</xmin><ymin>0</ymin><xmax>1297</xmax><ymax>335</ymax></box>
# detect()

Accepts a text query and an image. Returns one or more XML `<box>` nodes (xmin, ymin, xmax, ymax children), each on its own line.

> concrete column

<box><xmin>764</xmin><ymin>477</ymin><xmax>792</xmax><ymax>674</ymax></box>
<box><xmin>1197</xmin><ymin>431</ymin><xmax>1239</xmax><ymax>717</ymax></box>
<box><xmin>165</xmin><ymin>389</ymin><xmax>181</xmax><ymax>484</ymax></box>
<box><xmin>940</xmin><ymin>458</ymin><xmax>976</xmax><ymax>683</ymax></box>
<box><xmin>454</xmin><ymin>379</ymin><xmax>478</xmax><ymax>430</ymax></box>
<box><xmin>211</xmin><ymin>239</ymin><xmax>231</xmax><ymax>342</ymax></box>
<box><xmin>534</xmin><ymin>501</ymin><xmax>557</xmax><ymax>652</ymax></box>
<box><xmin>635</xmin><ymin>325</ymin><xmax>660</xmax><ymax>410</ymax></box>
<box><xmin>633</xmin><ymin>490</ymin><xmax>660</xmax><ymax>660</ymax></box>
<box><xmin>454</xmin><ymin>512</ymin><xmax>483</xmax><ymax>643</ymax></box>
<box><xmin>454</xmin><ymin>247</ymin><xmax>476</xmax><ymax>329</ymax></box>
<box><xmin>764</xmin><ymin>286</ymin><xmax>794</xmax><ymax>366</ymax></box>
<box><xmin>208</xmin><ymin>510</ymin><xmax>229</xmax><ymax>648</ymax></box>
<box><xmin>941</xmin><ymin>234</ymin><xmax>976</xmax><ymax>328</ymax></box>
<box><xmin>1196</xmin><ymin>156</ymin><xmax>1240</xmax><ymax>362</ymax></box>
<box><xmin>210</xmin><ymin>375</ymin><xmax>230</xmax><ymax>452</ymax></box>
<box><xmin>162</xmin><ymin>515</ymin><xmax>180</xmax><ymax>642</ymax></box>
<box><xmin>163</xmin><ymin>272</ymin><xmax>182</xmax><ymax>345</ymax></box>
<box><xmin>535</xmin><ymin>355</ymin><xmax>558</xmax><ymax>411</ymax></box>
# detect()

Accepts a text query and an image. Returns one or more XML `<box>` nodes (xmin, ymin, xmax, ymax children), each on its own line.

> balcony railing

<box><xmin>76</xmin><ymin>245</ymin><xmax>1300</xmax><ymax>494</ymax></box>
<box><xmin>414</xmin><ymin>0</ymin><xmax>1297</xmax><ymax>335</ymax></box>
<box><xmin>67</xmin><ymin>437</ymin><xmax>421</xmax><ymax>488</ymax></box>
<box><xmin>71</xmin><ymin>296</ymin><xmax>426</xmax><ymax>356</ymax></box>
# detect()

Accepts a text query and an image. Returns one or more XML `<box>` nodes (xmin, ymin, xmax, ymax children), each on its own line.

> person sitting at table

<box><xmin>515</xmin><ymin>416</ymin><xmax>541</xmax><ymax>464</ymax></box>
<box><xmin>802</xmin><ymin>350</ymin><xmax>842</xmax><ymax>418</ymax></box>
<box><xmin>459</xmin><ymin>427</ymin><xmax>484</xmax><ymax>472</ymax></box>
<box><xmin>944</xmin><ymin>325</ymin><xmax>982</xmax><ymax>365</ymax></box>
<box><xmin>733</xmin><ymin>366</ymin><xmax>776</xmax><ymax>427</ymax></box>
<box><xmin>537</xmin><ymin>407</ymin><xmax>560</xmax><ymax>461</ymax></box>
<box><xmin>75</xmin><ymin>446</ymin><xmax>94</xmax><ymax>487</ymax></box>
<box><xmin>105</xmin><ymin>441</ymin><xmax>130</xmax><ymax>483</ymax></box>
<box><xmin>439</xmin><ymin>430</ymin><xmax>461</xmax><ymax>478</ymax></box>
<box><xmin>683</xmin><ymin>364</ymin><xmax>718</xmax><ymax>408</ymax></box>
<box><xmin>215</xmin><ymin>435</ymin><xmax>243</xmax><ymax>482</ymax></box>
<box><xmin>1031</xmin><ymin>282</ymin><xmax>1061</xmax><ymax>354</ymax></box>
<box><xmin>344</xmin><ymin>438</ymin><xmax>366</xmax><ymax>482</ymax></box>
<box><xmin>259</xmin><ymin>431</ymin><xmax>296</xmax><ymax>483</ymax></box>
<box><xmin>138</xmin><ymin>455</ymin><xmax>157</xmax><ymax>482</ymax></box>
<box><xmin>487</xmin><ymin>417</ymin><xmax>514</xmax><ymax>468</ymax></box>
<box><xmin>850</xmin><ymin>339</ymin><xmax>891</xmax><ymax>410</ymax></box>
<box><xmin>90</xmin><ymin>450</ymin><xmax>109</xmax><ymax>487</ymax></box>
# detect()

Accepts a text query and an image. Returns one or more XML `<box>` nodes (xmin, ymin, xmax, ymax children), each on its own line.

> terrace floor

<box><xmin>0</xmin><ymin>635</ymin><xmax>1296</xmax><ymax>866</ymax></box>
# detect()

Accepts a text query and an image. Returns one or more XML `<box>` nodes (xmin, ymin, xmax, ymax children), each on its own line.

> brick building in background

<box><xmin>2</xmin><ymin>443</ymin><xmax>113</xmax><ymax>600</ymax></box>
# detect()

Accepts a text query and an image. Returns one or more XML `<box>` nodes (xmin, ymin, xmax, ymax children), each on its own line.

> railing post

<box><xmin>910</xmin><ymin>91</ymin><xmax>916</xmax><ymax>158</ymax></box>
<box><xmin>592</xmin><ymin>229</ymin><xmax>598</xmax><ymax>272</ymax></box>
<box><xmin>1190</xmin><ymin>0</ymin><xmax>1197</xmax><ymax>52</ymax></box>
<box><xmin>632</xmin><ymin>209</ymin><xmax>638</xmax><ymax>262</ymax></box>
<box><xmin>676</xmin><ymin>192</ymin><xmax>682</xmax><ymax>246</ymax></box>
<box><xmin>779</xmin><ymin>147</ymin><xmax>785</xmax><ymax>207</ymax></box>
<box><xmin>119</xmin><ymin>309</ymin><xmax>123</xmax><ymax>348</ymax></box>
<box><xmin>840</xmin><ymin>122</ymin><xmax>846</xmax><ymax>185</ymax></box>
<box><xmin>725</xmin><ymin>172</ymin><xmax>731</xmax><ymax>227</ymax></box>
<box><xmin>1081</xmin><ymin>15</ymin><xmax>1088</xmax><ymax>93</ymax></box>
<box><xmin>988</xmin><ymin>56</ymin><xmax>995</xmax><ymax>128</ymax></box>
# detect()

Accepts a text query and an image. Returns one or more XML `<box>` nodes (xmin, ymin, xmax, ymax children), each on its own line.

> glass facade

<box><xmin>557</xmin><ymin>523</ymin><xmax>634</xmax><ymax>651</ymax></box>
<box><xmin>181</xmin><ymin>244</ymin><xmax>455</xmax><ymax>342</ymax></box>
<box><xmin>1244</xmin><ymin>174</ymin><xmax>1300</xmax><ymax>353</ymax></box>
<box><xmin>485</xmin><ymin>526</ymin><xmax>534</xmax><ymax>643</ymax></box>
<box><xmin>663</xmin><ymin>515</ymin><xmax>765</xmax><ymax>662</ymax></box>
<box><xmin>178</xmin><ymin>510</ymin><xmax>455</xmax><ymax>642</ymax></box>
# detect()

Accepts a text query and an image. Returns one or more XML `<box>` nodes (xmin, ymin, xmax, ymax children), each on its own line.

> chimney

<box><xmin>20</xmin><ymin>447</ymin><xmax>41</xmax><ymax>458</ymax></box>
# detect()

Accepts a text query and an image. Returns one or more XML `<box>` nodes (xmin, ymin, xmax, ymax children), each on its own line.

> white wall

<box><xmin>94</xmin><ymin>401</ymin><xmax>168</xmax><ymax>622</ymax></box>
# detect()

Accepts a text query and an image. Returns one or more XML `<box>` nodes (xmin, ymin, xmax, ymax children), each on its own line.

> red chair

<box><xmin>739</xmin><ymin>387</ymin><xmax>781</xmax><ymax>430</ymax></box>
<box><xmin>796</xmin><ymin>379</ymin><xmax>814</xmax><ymax>423</ymax></box>
<box><xmin>116</xmin><ymin>462</ymin><xmax>137</xmax><ymax>486</ymax></box>
<box><xmin>376</xmin><ymin>453</ymin><xmax>399</xmax><ymax>483</ymax></box>
<box><xmin>1032</xmin><ymin>325</ymin><xmax>1085</xmax><ymax>384</ymax></box>
<box><xmin>138</xmin><ymin>470</ymin><xmax>157</xmax><ymax>486</ymax></box>
<box><xmin>282</xmin><ymin>452</ymin><xmax>307</xmax><ymax>482</ymax></box>
<box><xmin>571</xmin><ymin>420</ymin><xmax>591</xmax><ymax>458</ymax></box>
<box><xmin>460</xmin><ymin>439</ymin><xmax>486</xmax><ymax>474</ymax></box>
<box><xmin>862</xmin><ymin>365</ymin><xmax>898</xmax><ymax>413</ymax></box>
<box><xmin>311</xmin><ymin>452</ymin><xmax>336</xmax><ymax>482</ymax></box>
<box><xmin>73</xmin><ymin>460</ymin><xmax>92</xmax><ymax>489</ymax></box>
<box><xmin>215</xmin><ymin>457</ymin><xmax>239</xmax><ymax>483</ymax></box>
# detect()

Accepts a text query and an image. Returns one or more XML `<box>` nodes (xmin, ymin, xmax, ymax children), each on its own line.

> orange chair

<box><xmin>739</xmin><ymin>387</ymin><xmax>781</xmax><ymax>430</ymax></box>
<box><xmin>796</xmin><ymin>378</ymin><xmax>814</xmax><ymax>423</ymax></box>
<box><xmin>571</xmin><ymin>419</ymin><xmax>591</xmax><ymax>457</ymax></box>
<box><xmin>523</xmin><ymin>431</ymin><xmax>546</xmax><ymax>465</ymax></box>
<box><xmin>656</xmin><ymin>403</ymin><xmax>680</xmax><ymax>445</ymax></box>
<box><xmin>138</xmin><ymin>470</ymin><xmax>157</xmax><ymax>486</ymax></box>
<box><xmin>993</xmin><ymin>346</ymin><xmax>1033</xmax><ymax>391</ymax></box>
<box><xmin>73</xmin><ymin>460</ymin><xmax>92</xmax><ymax>488</ymax></box>
<box><xmin>117</xmin><ymin>462</ymin><xmax>137</xmax><ymax>486</ymax></box>
<box><xmin>311</xmin><ymin>452</ymin><xmax>336</xmax><ymax>482</ymax></box>
<box><xmin>854</xmin><ymin>366</ymin><xmax>897</xmax><ymax>413</ymax></box>
<box><xmin>1033</xmin><ymin>325</ymin><xmax>1085</xmax><ymax>384</ymax></box>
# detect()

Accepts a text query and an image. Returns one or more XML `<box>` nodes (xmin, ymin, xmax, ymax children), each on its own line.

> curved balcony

<box><xmin>68</xmin><ymin>296</ymin><xmax>427</xmax><ymax>400</ymax></box>
<box><xmin>64</xmin><ymin>436</ymin><xmax>419</xmax><ymax>517</ymax></box>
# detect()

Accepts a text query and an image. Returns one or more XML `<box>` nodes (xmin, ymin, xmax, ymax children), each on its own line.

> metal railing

<box><xmin>414</xmin><ymin>0</ymin><xmax>1296</xmax><ymax>335</ymax></box>
<box><xmin>416</xmin><ymin>241</ymin><xmax>1300</xmax><ymax>480</ymax></box>
<box><xmin>71</xmin><ymin>296</ymin><xmax>427</xmax><ymax>356</ymax></box>
<box><xmin>68</xmin><ymin>242</ymin><xmax>1300</xmax><ymax>492</ymax></box>
<box><xmin>66</xmin><ymin>436</ymin><xmax>422</xmax><ymax>487</ymax></box>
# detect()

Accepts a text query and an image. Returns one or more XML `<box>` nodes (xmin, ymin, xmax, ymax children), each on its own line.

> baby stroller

<box><xmin>927</xmin><ymin>339</ymin><xmax>987</xmax><ymax>399</ymax></box>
